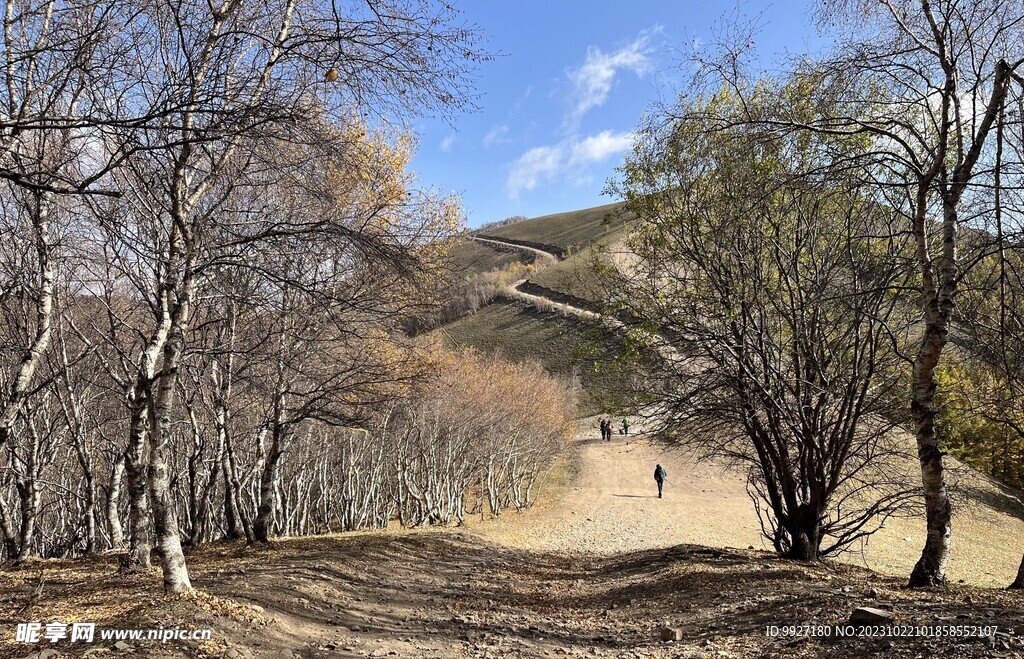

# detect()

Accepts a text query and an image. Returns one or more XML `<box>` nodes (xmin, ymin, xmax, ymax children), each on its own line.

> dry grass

<box><xmin>481</xmin><ymin>202</ymin><xmax>630</xmax><ymax>252</ymax></box>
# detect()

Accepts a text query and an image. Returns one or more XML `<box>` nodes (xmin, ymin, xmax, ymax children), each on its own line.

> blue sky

<box><xmin>411</xmin><ymin>1</ymin><xmax>827</xmax><ymax>228</ymax></box>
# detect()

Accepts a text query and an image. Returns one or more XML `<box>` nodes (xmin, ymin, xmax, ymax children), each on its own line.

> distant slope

<box><xmin>478</xmin><ymin>202</ymin><xmax>630</xmax><ymax>253</ymax></box>
<box><xmin>447</xmin><ymin>237</ymin><xmax>534</xmax><ymax>275</ymax></box>
<box><xmin>437</xmin><ymin>203</ymin><xmax>643</xmax><ymax>413</ymax></box>
<box><xmin>438</xmin><ymin>299</ymin><xmax>628</xmax><ymax>414</ymax></box>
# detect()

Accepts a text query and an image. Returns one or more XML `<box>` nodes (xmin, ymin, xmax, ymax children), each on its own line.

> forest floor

<box><xmin>3</xmin><ymin>424</ymin><xmax>1024</xmax><ymax>659</ymax></box>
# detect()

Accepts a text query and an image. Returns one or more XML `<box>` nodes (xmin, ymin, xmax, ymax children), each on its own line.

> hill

<box><xmin>477</xmin><ymin>202</ymin><xmax>631</xmax><ymax>255</ymax></box>
<box><xmin>439</xmin><ymin>299</ymin><xmax>626</xmax><ymax>413</ymax></box>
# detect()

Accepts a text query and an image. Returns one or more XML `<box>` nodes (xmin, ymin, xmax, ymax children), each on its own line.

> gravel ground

<box><xmin>471</xmin><ymin>420</ymin><xmax>1024</xmax><ymax>588</ymax></box>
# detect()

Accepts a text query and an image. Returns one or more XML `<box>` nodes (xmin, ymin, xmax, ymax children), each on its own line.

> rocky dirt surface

<box><xmin>3</xmin><ymin>531</ymin><xmax>1023</xmax><ymax>659</ymax></box>
<box><xmin>3</xmin><ymin>425</ymin><xmax>1024</xmax><ymax>658</ymax></box>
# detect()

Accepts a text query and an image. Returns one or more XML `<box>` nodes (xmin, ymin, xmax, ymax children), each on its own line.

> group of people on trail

<box><xmin>598</xmin><ymin>417</ymin><xmax>630</xmax><ymax>441</ymax></box>
<box><xmin>596</xmin><ymin>417</ymin><xmax>668</xmax><ymax>498</ymax></box>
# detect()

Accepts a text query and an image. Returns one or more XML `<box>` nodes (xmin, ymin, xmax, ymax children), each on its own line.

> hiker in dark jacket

<box><xmin>654</xmin><ymin>464</ymin><xmax>667</xmax><ymax>498</ymax></box>
<box><xmin>598</xmin><ymin>419</ymin><xmax>608</xmax><ymax>442</ymax></box>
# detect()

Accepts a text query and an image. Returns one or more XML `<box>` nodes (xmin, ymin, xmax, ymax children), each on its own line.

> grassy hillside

<box><xmin>479</xmin><ymin>202</ymin><xmax>630</xmax><ymax>253</ymax></box>
<box><xmin>447</xmin><ymin>237</ymin><xmax>533</xmax><ymax>275</ymax></box>
<box><xmin>438</xmin><ymin>299</ymin><xmax>628</xmax><ymax>414</ymax></box>
<box><xmin>528</xmin><ymin>232</ymin><xmax>624</xmax><ymax>303</ymax></box>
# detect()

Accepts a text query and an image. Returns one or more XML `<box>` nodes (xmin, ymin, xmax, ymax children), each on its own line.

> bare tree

<box><xmin>608</xmin><ymin>83</ymin><xmax>918</xmax><ymax>560</ymax></box>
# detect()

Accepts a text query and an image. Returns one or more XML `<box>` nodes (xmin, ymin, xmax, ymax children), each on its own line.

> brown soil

<box><xmin>2</xmin><ymin>424</ymin><xmax>1024</xmax><ymax>659</ymax></box>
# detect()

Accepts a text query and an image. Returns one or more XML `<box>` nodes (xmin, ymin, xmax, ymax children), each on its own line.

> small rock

<box><xmin>868</xmin><ymin>588</ymin><xmax>880</xmax><ymax>599</ymax></box>
<box><xmin>964</xmin><ymin>594</ymin><xmax>974</xmax><ymax>604</ymax></box>
<box><xmin>850</xmin><ymin>607</ymin><xmax>894</xmax><ymax>626</ymax></box>
<box><xmin>659</xmin><ymin>626</ymin><xmax>684</xmax><ymax>641</ymax></box>
<box><xmin>38</xmin><ymin>650</ymin><xmax>60</xmax><ymax>659</ymax></box>
<box><xmin>113</xmin><ymin>641</ymin><xmax>134</xmax><ymax>651</ymax></box>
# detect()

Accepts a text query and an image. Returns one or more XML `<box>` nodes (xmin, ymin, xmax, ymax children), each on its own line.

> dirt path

<box><xmin>470</xmin><ymin>236</ymin><xmax>560</xmax><ymax>265</ymax></box>
<box><xmin>6</xmin><ymin>423</ymin><xmax>1024</xmax><ymax>659</ymax></box>
<box><xmin>472</xmin><ymin>421</ymin><xmax>1024</xmax><ymax>589</ymax></box>
<box><xmin>472</xmin><ymin>431</ymin><xmax>765</xmax><ymax>556</ymax></box>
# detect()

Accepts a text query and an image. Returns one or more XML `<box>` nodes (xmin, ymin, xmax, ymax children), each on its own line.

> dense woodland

<box><xmin>0</xmin><ymin>0</ymin><xmax>580</xmax><ymax>596</ymax></box>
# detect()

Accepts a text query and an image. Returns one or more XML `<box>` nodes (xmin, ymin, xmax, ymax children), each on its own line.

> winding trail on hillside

<box><xmin>470</xmin><ymin>235</ymin><xmax>560</xmax><ymax>265</ymax></box>
<box><xmin>471</xmin><ymin>234</ymin><xmax>682</xmax><ymax>364</ymax></box>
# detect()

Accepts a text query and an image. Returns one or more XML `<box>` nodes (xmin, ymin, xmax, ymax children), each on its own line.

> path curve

<box><xmin>470</xmin><ymin>235</ymin><xmax>560</xmax><ymax>265</ymax></box>
<box><xmin>472</xmin><ymin>234</ymin><xmax>681</xmax><ymax>363</ymax></box>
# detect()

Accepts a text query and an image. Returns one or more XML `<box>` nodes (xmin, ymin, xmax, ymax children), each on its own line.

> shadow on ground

<box><xmin>4</xmin><ymin>532</ymin><xmax>1024</xmax><ymax>658</ymax></box>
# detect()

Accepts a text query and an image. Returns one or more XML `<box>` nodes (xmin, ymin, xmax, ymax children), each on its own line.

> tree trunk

<box><xmin>0</xmin><ymin>493</ymin><xmax>19</xmax><ymax>558</ymax></box>
<box><xmin>125</xmin><ymin>401</ymin><xmax>152</xmax><ymax>567</ymax></box>
<box><xmin>253</xmin><ymin>424</ymin><xmax>288</xmax><ymax>543</ymax></box>
<box><xmin>15</xmin><ymin>477</ymin><xmax>40</xmax><ymax>563</ymax></box>
<box><xmin>784</xmin><ymin>505</ymin><xmax>821</xmax><ymax>562</ymax></box>
<box><xmin>107</xmin><ymin>455</ymin><xmax>126</xmax><ymax>550</ymax></box>
<box><xmin>908</xmin><ymin>192</ymin><xmax>957</xmax><ymax>588</ymax></box>
<box><xmin>83</xmin><ymin>470</ymin><xmax>97</xmax><ymax>555</ymax></box>
<box><xmin>14</xmin><ymin>419</ymin><xmax>42</xmax><ymax>563</ymax></box>
<box><xmin>0</xmin><ymin>193</ymin><xmax>55</xmax><ymax>453</ymax></box>
<box><xmin>908</xmin><ymin>335</ymin><xmax>952</xmax><ymax>587</ymax></box>
<box><xmin>1010</xmin><ymin>553</ymin><xmax>1024</xmax><ymax>589</ymax></box>
<box><xmin>223</xmin><ymin>432</ymin><xmax>252</xmax><ymax>542</ymax></box>
<box><xmin>223</xmin><ymin>466</ymin><xmax>241</xmax><ymax>540</ymax></box>
<box><xmin>148</xmin><ymin>308</ymin><xmax>193</xmax><ymax>593</ymax></box>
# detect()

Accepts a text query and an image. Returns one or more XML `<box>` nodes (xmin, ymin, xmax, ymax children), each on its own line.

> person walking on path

<box><xmin>598</xmin><ymin>419</ymin><xmax>609</xmax><ymax>442</ymax></box>
<box><xmin>654</xmin><ymin>464</ymin><xmax>667</xmax><ymax>498</ymax></box>
<box><xmin>622</xmin><ymin>417</ymin><xmax>630</xmax><ymax>436</ymax></box>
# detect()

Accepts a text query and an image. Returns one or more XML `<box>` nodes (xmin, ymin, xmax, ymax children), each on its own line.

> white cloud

<box><xmin>506</xmin><ymin>130</ymin><xmax>634</xmax><ymax>199</ymax></box>
<box><xmin>507</xmin><ymin>144</ymin><xmax>565</xmax><ymax>197</ymax></box>
<box><xmin>565</xmin><ymin>29</ymin><xmax>656</xmax><ymax>126</ymax></box>
<box><xmin>483</xmin><ymin>124</ymin><xmax>510</xmax><ymax>148</ymax></box>
<box><xmin>568</xmin><ymin>130</ymin><xmax>636</xmax><ymax>168</ymax></box>
<box><xmin>439</xmin><ymin>134</ymin><xmax>456</xmax><ymax>153</ymax></box>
